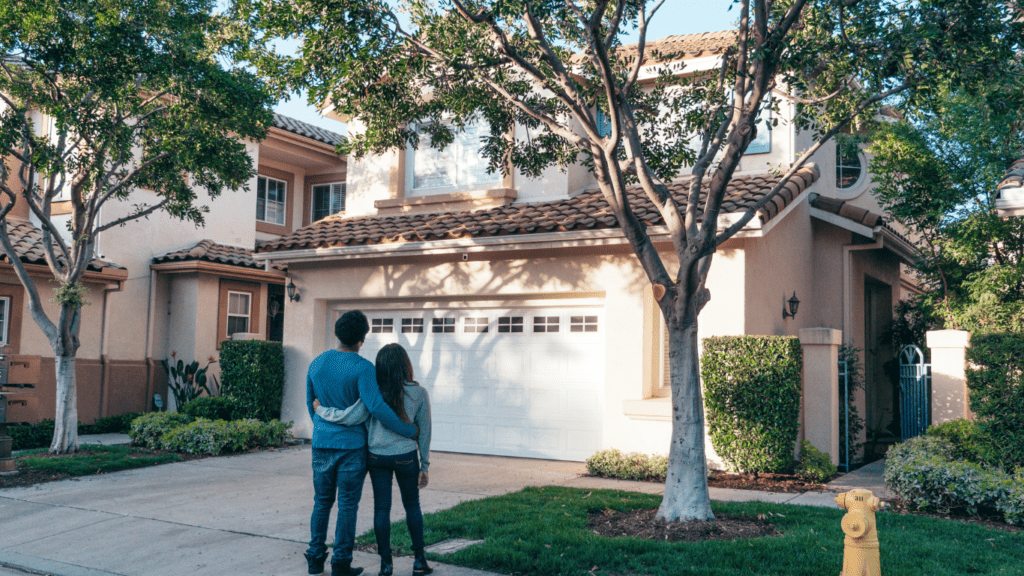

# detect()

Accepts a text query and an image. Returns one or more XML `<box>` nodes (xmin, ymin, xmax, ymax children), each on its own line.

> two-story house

<box><xmin>997</xmin><ymin>158</ymin><xmax>1024</xmax><ymax>218</ymax></box>
<box><xmin>255</xmin><ymin>32</ymin><xmax>918</xmax><ymax>464</ymax></box>
<box><xmin>1</xmin><ymin>113</ymin><xmax>347</xmax><ymax>422</ymax></box>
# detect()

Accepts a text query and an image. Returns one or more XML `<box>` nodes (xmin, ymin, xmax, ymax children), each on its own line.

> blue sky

<box><xmin>273</xmin><ymin>2</ymin><xmax>737</xmax><ymax>136</ymax></box>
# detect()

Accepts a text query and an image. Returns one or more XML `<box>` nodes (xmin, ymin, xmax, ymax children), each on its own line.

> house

<box><xmin>255</xmin><ymin>32</ymin><xmax>919</xmax><ymax>464</ymax></box>
<box><xmin>996</xmin><ymin>158</ymin><xmax>1024</xmax><ymax>218</ymax></box>
<box><xmin>0</xmin><ymin>113</ymin><xmax>346</xmax><ymax>422</ymax></box>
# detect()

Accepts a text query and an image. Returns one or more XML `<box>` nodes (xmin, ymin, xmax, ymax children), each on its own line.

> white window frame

<box><xmin>226</xmin><ymin>291</ymin><xmax>252</xmax><ymax>337</ymax></box>
<box><xmin>311</xmin><ymin>181</ymin><xmax>347</xmax><ymax>222</ymax></box>
<box><xmin>257</xmin><ymin>176</ymin><xmax>287</xmax><ymax>225</ymax></box>
<box><xmin>0</xmin><ymin>296</ymin><xmax>9</xmax><ymax>344</ymax></box>
<box><xmin>835</xmin><ymin>142</ymin><xmax>866</xmax><ymax>192</ymax></box>
<box><xmin>406</xmin><ymin>119</ymin><xmax>500</xmax><ymax>195</ymax></box>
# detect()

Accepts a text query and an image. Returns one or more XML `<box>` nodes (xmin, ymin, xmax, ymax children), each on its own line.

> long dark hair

<box><xmin>375</xmin><ymin>343</ymin><xmax>415</xmax><ymax>423</ymax></box>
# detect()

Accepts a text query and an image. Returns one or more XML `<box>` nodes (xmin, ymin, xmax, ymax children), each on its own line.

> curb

<box><xmin>0</xmin><ymin>552</ymin><xmax>126</xmax><ymax>576</ymax></box>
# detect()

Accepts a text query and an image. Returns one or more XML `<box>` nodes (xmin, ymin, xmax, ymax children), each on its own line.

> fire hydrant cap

<box><xmin>841</xmin><ymin>510</ymin><xmax>869</xmax><ymax>538</ymax></box>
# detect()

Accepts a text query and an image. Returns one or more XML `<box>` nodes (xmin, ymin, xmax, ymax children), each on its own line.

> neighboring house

<box><xmin>1</xmin><ymin>113</ymin><xmax>346</xmax><ymax>422</ymax></box>
<box><xmin>255</xmin><ymin>32</ymin><xmax>918</xmax><ymax>464</ymax></box>
<box><xmin>996</xmin><ymin>158</ymin><xmax>1024</xmax><ymax>218</ymax></box>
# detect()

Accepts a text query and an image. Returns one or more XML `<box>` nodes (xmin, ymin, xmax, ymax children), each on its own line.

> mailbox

<box><xmin>1</xmin><ymin>355</ymin><xmax>41</xmax><ymax>388</ymax></box>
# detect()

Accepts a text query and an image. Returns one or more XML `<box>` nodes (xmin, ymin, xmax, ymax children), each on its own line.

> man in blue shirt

<box><xmin>305</xmin><ymin>311</ymin><xmax>417</xmax><ymax>576</ymax></box>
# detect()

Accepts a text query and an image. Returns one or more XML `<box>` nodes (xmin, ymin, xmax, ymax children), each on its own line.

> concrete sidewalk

<box><xmin>0</xmin><ymin>442</ymin><xmax>882</xmax><ymax>576</ymax></box>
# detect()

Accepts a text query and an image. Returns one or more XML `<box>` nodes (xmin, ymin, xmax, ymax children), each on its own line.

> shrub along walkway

<box><xmin>0</xmin><ymin>445</ymin><xmax>882</xmax><ymax>576</ymax></box>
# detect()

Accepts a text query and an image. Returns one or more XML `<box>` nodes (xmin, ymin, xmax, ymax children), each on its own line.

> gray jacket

<box><xmin>316</xmin><ymin>382</ymin><xmax>431</xmax><ymax>472</ymax></box>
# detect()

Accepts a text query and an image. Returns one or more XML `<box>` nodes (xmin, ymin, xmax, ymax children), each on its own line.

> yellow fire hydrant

<box><xmin>835</xmin><ymin>488</ymin><xmax>885</xmax><ymax>576</ymax></box>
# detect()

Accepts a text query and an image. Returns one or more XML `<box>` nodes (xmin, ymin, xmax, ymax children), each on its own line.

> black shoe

<box><xmin>378</xmin><ymin>558</ymin><xmax>393</xmax><ymax>576</ymax></box>
<box><xmin>331</xmin><ymin>560</ymin><xmax>365</xmax><ymax>576</ymax></box>
<box><xmin>413</xmin><ymin>553</ymin><xmax>433</xmax><ymax>576</ymax></box>
<box><xmin>305</xmin><ymin>552</ymin><xmax>328</xmax><ymax>575</ymax></box>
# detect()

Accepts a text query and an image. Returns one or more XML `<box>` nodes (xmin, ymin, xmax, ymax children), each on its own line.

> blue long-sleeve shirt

<box><xmin>306</xmin><ymin>350</ymin><xmax>416</xmax><ymax>448</ymax></box>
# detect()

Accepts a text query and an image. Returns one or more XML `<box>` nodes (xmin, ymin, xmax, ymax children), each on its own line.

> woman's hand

<box><xmin>418</xmin><ymin>471</ymin><xmax>429</xmax><ymax>489</ymax></box>
<box><xmin>313</xmin><ymin>398</ymin><xmax>321</xmax><ymax>411</ymax></box>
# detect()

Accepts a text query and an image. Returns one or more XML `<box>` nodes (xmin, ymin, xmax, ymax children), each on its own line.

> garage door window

<box><xmin>497</xmin><ymin>316</ymin><xmax>523</xmax><ymax>333</ymax></box>
<box><xmin>533</xmin><ymin>316</ymin><xmax>560</xmax><ymax>332</ymax></box>
<box><xmin>371</xmin><ymin>318</ymin><xmax>394</xmax><ymax>333</ymax></box>
<box><xmin>465</xmin><ymin>317</ymin><xmax>489</xmax><ymax>333</ymax></box>
<box><xmin>401</xmin><ymin>318</ymin><xmax>424</xmax><ymax>333</ymax></box>
<box><xmin>570</xmin><ymin>315</ymin><xmax>599</xmax><ymax>332</ymax></box>
<box><xmin>432</xmin><ymin>318</ymin><xmax>456</xmax><ymax>333</ymax></box>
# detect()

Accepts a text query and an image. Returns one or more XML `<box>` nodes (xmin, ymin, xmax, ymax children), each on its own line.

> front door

<box><xmin>864</xmin><ymin>277</ymin><xmax>895</xmax><ymax>439</ymax></box>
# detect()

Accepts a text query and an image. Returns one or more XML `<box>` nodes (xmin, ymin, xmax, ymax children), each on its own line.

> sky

<box><xmin>272</xmin><ymin>1</ymin><xmax>738</xmax><ymax>137</ymax></box>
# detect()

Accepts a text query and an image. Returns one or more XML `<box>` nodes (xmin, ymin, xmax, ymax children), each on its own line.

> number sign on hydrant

<box><xmin>835</xmin><ymin>489</ymin><xmax>886</xmax><ymax>576</ymax></box>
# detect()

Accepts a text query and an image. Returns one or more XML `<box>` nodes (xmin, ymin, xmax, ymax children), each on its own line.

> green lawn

<box><xmin>18</xmin><ymin>444</ymin><xmax>181</xmax><ymax>476</ymax></box>
<box><xmin>358</xmin><ymin>486</ymin><xmax>1024</xmax><ymax>576</ymax></box>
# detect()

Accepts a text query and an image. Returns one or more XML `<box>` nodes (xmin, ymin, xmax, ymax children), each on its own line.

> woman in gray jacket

<box><xmin>314</xmin><ymin>343</ymin><xmax>432</xmax><ymax>576</ymax></box>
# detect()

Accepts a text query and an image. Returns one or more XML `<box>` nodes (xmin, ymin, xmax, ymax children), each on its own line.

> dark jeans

<box><xmin>368</xmin><ymin>450</ymin><xmax>425</xmax><ymax>558</ymax></box>
<box><xmin>307</xmin><ymin>446</ymin><xmax>367</xmax><ymax>563</ymax></box>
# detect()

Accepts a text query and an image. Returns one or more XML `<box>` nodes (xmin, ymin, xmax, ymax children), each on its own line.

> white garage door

<box><xmin>348</xmin><ymin>305</ymin><xmax>605</xmax><ymax>461</ymax></box>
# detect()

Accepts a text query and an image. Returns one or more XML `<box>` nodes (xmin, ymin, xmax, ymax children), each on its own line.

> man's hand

<box><xmin>313</xmin><ymin>398</ymin><xmax>321</xmax><ymax>411</ymax></box>
<box><xmin>418</xmin><ymin>471</ymin><xmax>429</xmax><ymax>489</ymax></box>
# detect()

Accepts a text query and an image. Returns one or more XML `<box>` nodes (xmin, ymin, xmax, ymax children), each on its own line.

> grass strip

<box><xmin>358</xmin><ymin>486</ymin><xmax>1024</xmax><ymax>576</ymax></box>
<box><xmin>18</xmin><ymin>444</ymin><xmax>181</xmax><ymax>476</ymax></box>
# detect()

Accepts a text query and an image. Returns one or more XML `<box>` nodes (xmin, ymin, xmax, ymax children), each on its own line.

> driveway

<box><xmin>0</xmin><ymin>446</ymin><xmax>847</xmax><ymax>576</ymax></box>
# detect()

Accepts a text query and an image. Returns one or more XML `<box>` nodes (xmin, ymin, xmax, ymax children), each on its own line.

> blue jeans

<box><xmin>368</xmin><ymin>450</ymin><xmax>425</xmax><ymax>557</ymax></box>
<box><xmin>307</xmin><ymin>447</ymin><xmax>367</xmax><ymax>563</ymax></box>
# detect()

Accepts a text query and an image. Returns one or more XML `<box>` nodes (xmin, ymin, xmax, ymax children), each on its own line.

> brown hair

<box><xmin>375</xmin><ymin>343</ymin><xmax>414</xmax><ymax>423</ymax></box>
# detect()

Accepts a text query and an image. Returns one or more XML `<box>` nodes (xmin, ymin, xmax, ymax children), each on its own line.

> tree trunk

<box><xmin>49</xmin><ymin>354</ymin><xmax>79</xmax><ymax>454</ymax></box>
<box><xmin>656</xmin><ymin>317</ymin><xmax>714</xmax><ymax>522</ymax></box>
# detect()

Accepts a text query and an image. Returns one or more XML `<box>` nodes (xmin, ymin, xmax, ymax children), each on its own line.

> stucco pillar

<box><xmin>799</xmin><ymin>328</ymin><xmax>842</xmax><ymax>465</ymax></box>
<box><xmin>925</xmin><ymin>330</ymin><xmax>971</xmax><ymax>424</ymax></box>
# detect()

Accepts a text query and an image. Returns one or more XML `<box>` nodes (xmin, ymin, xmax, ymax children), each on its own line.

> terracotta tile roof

<box><xmin>2</xmin><ymin>220</ymin><xmax>123</xmax><ymax>271</ymax></box>
<box><xmin>616</xmin><ymin>30</ymin><xmax>736</xmax><ymax>65</ymax></box>
<box><xmin>272</xmin><ymin>113</ymin><xmax>345</xmax><ymax>147</ymax></box>
<box><xmin>808</xmin><ymin>194</ymin><xmax>885</xmax><ymax>227</ymax></box>
<box><xmin>997</xmin><ymin>157</ymin><xmax>1024</xmax><ymax>198</ymax></box>
<box><xmin>257</xmin><ymin>164</ymin><xmax>821</xmax><ymax>253</ymax></box>
<box><xmin>155</xmin><ymin>240</ymin><xmax>285</xmax><ymax>271</ymax></box>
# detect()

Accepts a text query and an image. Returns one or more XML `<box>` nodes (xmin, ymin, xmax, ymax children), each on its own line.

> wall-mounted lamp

<box><xmin>782</xmin><ymin>292</ymin><xmax>800</xmax><ymax>319</ymax></box>
<box><xmin>287</xmin><ymin>279</ymin><xmax>301</xmax><ymax>302</ymax></box>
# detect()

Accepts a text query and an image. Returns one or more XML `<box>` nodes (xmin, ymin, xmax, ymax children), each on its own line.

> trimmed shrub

<box><xmin>220</xmin><ymin>340</ymin><xmax>285</xmax><ymax>421</ymax></box>
<box><xmin>702</xmin><ymin>335</ymin><xmax>803</xmax><ymax>474</ymax></box>
<box><xmin>160</xmin><ymin>418</ymin><xmax>291</xmax><ymax>456</ymax></box>
<box><xmin>181</xmin><ymin>397</ymin><xmax>239</xmax><ymax>421</ymax></box>
<box><xmin>966</xmin><ymin>333</ymin><xmax>1024</xmax><ymax>472</ymax></box>
<box><xmin>8</xmin><ymin>420</ymin><xmax>55</xmax><ymax>451</ymax></box>
<box><xmin>586</xmin><ymin>449</ymin><xmax>668</xmax><ymax>482</ymax></box>
<box><xmin>796</xmin><ymin>441</ymin><xmax>837</xmax><ymax>483</ymax></box>
<box><xmin>128</xmin><ymin>412</ymin><xmax>192</xmax><ymax>448</ymax></box>
<box><xmin>1000</xmin><ymin>471</ymin><xmax>1024</xmax><ymax>526</ymax></box>
<box><xmin>80</xmin><ymin>413</ymin><xmax>143</xmax><ymax>435</ymax></box>
<box><xmin>884</xmin><ymin>436</ymin><xmax>1014</xmax><ymax>517</ymax></box>
<box><xmin>926</xmin><ymin>419</ymin><xmax>986</xmax><ymax>464</ymax></box>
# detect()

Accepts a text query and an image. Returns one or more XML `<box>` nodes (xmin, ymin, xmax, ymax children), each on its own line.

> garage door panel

<box><xmin>342</xmin><ymin>305</ymin><xmax>605</xmax><ymax>461</ymax></box>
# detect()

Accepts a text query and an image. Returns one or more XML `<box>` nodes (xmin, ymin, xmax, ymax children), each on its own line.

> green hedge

<box><xmin>128</xmin><ymin>411</ymin><xmax>291</xmax><ymax>456</ymax></box>
<box><xmin>9</xmin><ymin>413</ymin><xmax>143</xmax><ymax>451</ymax></box>
<box><xmin>926</xmin><ymin>418</ymin><xmax>987</xmax><ymax>464</ymax></box>
<box><xmin>181</xmin><ymin>397</ymin><xmax>240</xmax><ymax>421</ymax></box>
<box><xmin>219</xmin><ymin>340</ymin><xmax>284</xmax><ymax>421</ymax></box>
<box><xmin>702</xmin><ymin>335</ymin><xmax>803</xmax><ymax>474</ymax></box>
<box><xmin>884</xmin><ymin>435</ymin><xmax>1022</xmax><ymax>524</ymax></box>
<box><xmin>796</xmin><ymin>441</ymin><xmax>837</xmax><ymax>483</ymax></box>
<box><xmin>966</xmin><ymin>333</ymin><xmax>1024</xmax><ymax>472</ymax></box>
<box><xmin>585</xmin><ymin>449</ymin><xmax>668</xmax><ymax>482</ymax></box>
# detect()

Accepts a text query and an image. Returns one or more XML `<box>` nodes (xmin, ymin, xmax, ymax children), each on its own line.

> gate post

<box><xmin>800</xmin><ymin>328</ymin><xmax>842</xmax><ymax>465</ymax></box>
<box><xmin>925</xmin><ymin>330</ymin><xmax>971</xmax><ymax>424</ymax></box>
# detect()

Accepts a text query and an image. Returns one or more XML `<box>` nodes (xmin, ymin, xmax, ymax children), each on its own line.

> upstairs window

<box><xmin>257</xmin><ymin>176</ymin><xmax>287</xmax><ymax>225</ymax></box>
<box><xmin>0</xmin><ymin>296</ymin><xmax>9</xmax><ymax>344</ymax></box>
<box><xmin>836</xmin><ymin>140</ymin><xmax>863</xmax><ymax>189</ymax></box>
<box><xmin>312</xmin><ymin>182</ymin><xmax>346</xmax><ymax>221</ymax></box>
<box><xmin>412</xmin><ymin>120</ymin><xmax>496</xmax><ymax>190</ymax></box>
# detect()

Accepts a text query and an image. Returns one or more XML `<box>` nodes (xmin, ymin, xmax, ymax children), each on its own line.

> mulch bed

<box><xmin>588</xmin><ymin>507</ymin><xmax>779</xmax><ymax>542</ymax></box>
<box><xmin>707</xmin><ymin>471</ymin><xmax>831</xmax><ymax>493</ymax></box>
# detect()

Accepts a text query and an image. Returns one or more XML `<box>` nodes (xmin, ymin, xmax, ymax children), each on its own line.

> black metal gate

<box><xmin>899</xmin><ymin>345</ymin><xmax>931</xmax><ymax>441</ymax></box>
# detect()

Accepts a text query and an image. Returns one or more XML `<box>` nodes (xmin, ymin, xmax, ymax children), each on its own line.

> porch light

<box><xmin>782</xmin><ymin>292</ymin><xmax>800</xmax><ymax>319</ymax></box>
<box><xmin>287</xmin><ymin>279</ymin><xmax>301</xmax><ymax>302</ymax></box>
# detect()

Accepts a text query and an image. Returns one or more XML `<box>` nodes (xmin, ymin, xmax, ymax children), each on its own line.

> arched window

<box><xmin>836</xmin><ymin>143</ymin><xmax>863</xmax><ymax>189</ymax></box>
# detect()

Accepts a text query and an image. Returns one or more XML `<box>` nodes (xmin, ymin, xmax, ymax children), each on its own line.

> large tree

<box><xmin>871</xmin><ymin>83</ymin><xmax>1024</xmax><ymax>335</ymax></box>
<box><xmin>242</xmin><ymin>0</ymin><xmax>1020</xmax><ymax>521</ymax></box>
<box><xmin>0</xmin><ymin>0</ymin><xmax>275</xmax><ymax>453</ymax></box>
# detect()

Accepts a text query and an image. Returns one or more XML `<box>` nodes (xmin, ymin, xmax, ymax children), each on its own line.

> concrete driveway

<box><xmin>0</xmin><ymin>445</ymin><xmax>849</xmax><ymax>576</ymax></box>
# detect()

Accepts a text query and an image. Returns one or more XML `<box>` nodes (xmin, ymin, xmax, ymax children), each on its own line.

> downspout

<box><xmin>143</xmin><ymin>268</ymin><xmax>158</xmax><ymax>411</ymax></box>
<box><xmin>842</xmin><ymin>237</ymin><xmax>884</xmax><ymax>344</ymax></box>
<box><xmin>98</xmin><ymin>280</ymin><xmax>121</xmax><ymax>418</ymax></box>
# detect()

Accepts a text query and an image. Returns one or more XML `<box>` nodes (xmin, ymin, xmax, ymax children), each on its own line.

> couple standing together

<box><xmin>305</xmin><ymin>310</ymin><xmax>433</xmax><ymax>576</ymax></box>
